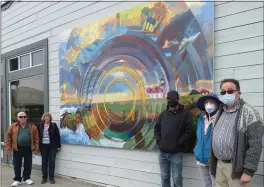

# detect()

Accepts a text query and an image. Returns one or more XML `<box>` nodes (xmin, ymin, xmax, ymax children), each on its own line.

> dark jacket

<box><xmin>210</xmin><ymin>99</ymin><xmax>264</xmax><ymax>178</ymax></box>
<box><xmin>37</xmin><ymin>122</ymin><xmax>61</xmax><ymax>149</ymax></box>
<box><xmin>154</xmin><ymin>104</ymin><xmax>193</xmax><ymax>153</ymax></box>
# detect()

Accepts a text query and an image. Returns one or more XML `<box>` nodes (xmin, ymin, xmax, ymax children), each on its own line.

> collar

<box><xmin>168</xmin><ymin>105</ymin><xmax>178</xmax><ymax>112</ymax></box>
<box><xmin>41</xmin><ymin>122</ymin><xmax>53</xmax><ymax>127</ymax></box>
<box><xmin>15</xmin><ymin>122</ymin><xmax>28</xmax><ymax>126</ymax></box>
<box><xmin>203</xmin><ymin>110</ymin><xmax>218</xmax><ymax>123</ymax></box>
<box><xmin>167</xmin><ymin>103</ymin><xmax>184</xmax><ymax>113</ymax></box>
<box><xmin>223</xmin><ymin>100</ymin><xmax>241</xmax><ymax>113</ymax></box>
<box><xmin>205</xmin><ymin>108</ymin><xmax>218</xmax><ymax>119</ymax></box>
<box><xmin>19</xmin><ymin>123</ymin><xmax>28</xmax><ymax>128</ymax></box>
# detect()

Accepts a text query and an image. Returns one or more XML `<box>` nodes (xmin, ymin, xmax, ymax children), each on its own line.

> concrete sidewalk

<box><xmin>1</xmin><ymin>165</ymin><xmax>99</xmax><ymax>187</ymax></box>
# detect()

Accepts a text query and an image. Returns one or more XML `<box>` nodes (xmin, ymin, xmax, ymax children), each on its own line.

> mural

<box><xmin>59</xmin><ymin>1</ymin><xmax>214</xmax><ymax>151</ymax></box>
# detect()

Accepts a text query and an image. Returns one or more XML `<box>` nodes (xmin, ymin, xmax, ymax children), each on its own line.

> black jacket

<box><xmin>154</xmin><ymin>104</ymin><xmax>193</xmax><ymax>153</ymax></box>
<box><xmin>37</xmin><ymin>122</ymin><xmax>61</xmax><ymax>149</ymax></box>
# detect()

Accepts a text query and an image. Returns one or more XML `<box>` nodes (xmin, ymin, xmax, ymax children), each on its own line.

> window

<box><xmin>10</xmin><ymin>76</ymin><xmax>44</xmax><ymax>125</ymax></box>
<box><xmin>32</xmin><ymin>50</ymin><xmax>44</xmax><ymax>66</ymax></box>
<box><xmin>9</xmin><ymin>58</ymin><xmax>19</xmax><ymax>71</ymax></box>
<box><xmin>20</xmin><ymin>54</ymin><xmax>30</xmax><ymax>69</ymax></box>
<box><xmin>9</xmin><ymin>49</ymin><xmax>44</xmax><ymax>72</ymax></box>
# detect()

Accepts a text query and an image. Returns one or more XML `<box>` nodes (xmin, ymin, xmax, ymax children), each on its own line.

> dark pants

<box><xmin>13</xmin><ymin>147</ymin><xmax>32</xmax><ymax>182</ymax></box>
<box><xmin>40</xmin><ymin>145</ymin><xmax>57</xmax><ymax>180</ymax></box>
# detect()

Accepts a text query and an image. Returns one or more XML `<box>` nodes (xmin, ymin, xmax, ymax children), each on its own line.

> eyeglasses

<box><xmin>220</xmin><ymin>90</ymin><xmax>238</xmax><ymax>95</ymax></box>
<box><xmin>18</xmin><ymin>116</ymin><xmax>27</xmax><ymax>119</ymax></box>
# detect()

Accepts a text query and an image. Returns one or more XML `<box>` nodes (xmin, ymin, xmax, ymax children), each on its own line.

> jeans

<box><xmin>158</xmin><ymin>150</ymin><xmax>183</xmax><ymax>187</ymax></box>
<box><xmin>198</xmin><ymin>165</ymin><xmax>215</xmax><ymax>187</ymax></box>
<box><xmin>40</xmin><ymin>145</ymin><xmax>57</xmax><ymax>180</ymax></box>
<box><xmin>13</xmin><ymin>147</ymin><xmax>32</xmax><ymax>182</ymax></box>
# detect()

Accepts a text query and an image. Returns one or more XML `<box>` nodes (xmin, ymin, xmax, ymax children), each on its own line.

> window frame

<box><xmin>0</xmin><ymin>61</ymin><xmax>4</xmax><ymax>144</ymax></box>
<box><xmin>8</xmin><ymin>49</ymin><xmax>44</xmax><ymax>72</ymax></box>
<box><xmin>1</xmin><ymin>40</ymin><xmax>49</xmax><ymax>163</ymax></box>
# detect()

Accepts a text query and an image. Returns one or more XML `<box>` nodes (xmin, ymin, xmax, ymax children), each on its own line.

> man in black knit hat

<box><xmin>155</xmin><ymin>90</ymin><xmax>193</xmax><ymax>187</ymax></box>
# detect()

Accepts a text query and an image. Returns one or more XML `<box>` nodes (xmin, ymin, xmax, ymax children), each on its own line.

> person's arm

<box><xmin>177</xmin><ymin>111</ymin><xmax>193</xmax><ymax>146</ymax></box>
<box><xmin>5</xmin><ymin>125</ymin><xmax>13</xmax><ymax>155</ymax></box>
<box><xmin>33</xmin><ymin>125</ymin><xmax>39</xmax><ymax>154</ymax></box>
<box><xmin>36</xmin><ymin>123</ymin><xmax>40</xmax><ymax>137</ymax></box>
<box><xmin>36</xmin><ymin>123</ymin><xmax>40</xmax><ymax>130</ymax></box>
<box><xmin>243</xmin><ymin>118</ymin><xmax>264</xmax><ymax>177</ymax></box>
<box><xmin>154</xmin><ymin>113</ymin><xmax>162</xmax><ymax>145</ymax></box>
<box><xmin>53</xmin><ymin>123</ymin><xmax>61</xmax><ymax>149</ymax></box>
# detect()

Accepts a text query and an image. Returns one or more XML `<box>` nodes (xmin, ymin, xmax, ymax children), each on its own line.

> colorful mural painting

<box><xmin>59</xmin><ymin>1</ymin><xmax>214</xmax><ymax>151</ymax></box>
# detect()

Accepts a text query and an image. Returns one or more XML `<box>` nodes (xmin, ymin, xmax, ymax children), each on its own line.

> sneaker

<box><xmin>50</xmin><ymin>179</ymin><xmax>55</xmax><ymax>184</ymax></box>
<box><xmin>24</xmin><ymin>179</ymin><xmax>34</xmax><ymax>185</ymax></box>
<box><xmin>11</xmin><ymin>181</ymin><xmax>22</xmax><ymax>187</ymax></box>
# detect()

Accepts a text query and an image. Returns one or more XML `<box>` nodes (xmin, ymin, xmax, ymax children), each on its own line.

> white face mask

<box><xmin>220</xmin><ymin>93</ymin><xmax>236</xmax><ymax>106</ymax></box>
<box><xmin>205</xmin><ymin>102</ymin><xmax>217</xmax><ymax>114</ymax></box>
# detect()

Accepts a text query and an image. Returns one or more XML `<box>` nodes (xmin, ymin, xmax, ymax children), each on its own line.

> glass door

<box><xmin>9</xmin><ymin>75</ymin><xmax>44</xmax><ymax>125</ymax></box>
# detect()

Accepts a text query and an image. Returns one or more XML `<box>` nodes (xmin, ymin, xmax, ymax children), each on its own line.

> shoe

<box><xmin>50</xmin><ymin>179</ymin><xmax>55</xmax><ymax>184</ymax></box>
<box><xmin>24</xmin><ymin>179</ymin><xmax>34</xmax><ymax>185</ymax></box>
<box><xmin>11</xmin><ymin>181</ymin><xmax>22</xmax><ymax>187</ymax></box>
<box><xmin>41</xmin><ymin>179</ymin><xmax>47</xmax><ymax>184</ymax></box>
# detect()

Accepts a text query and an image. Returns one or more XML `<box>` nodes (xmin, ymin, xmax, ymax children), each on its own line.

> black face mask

<box><xmin>168</xmin><ymin>100</ymin><xmax>178</xmax><ymax>108</ymax></box>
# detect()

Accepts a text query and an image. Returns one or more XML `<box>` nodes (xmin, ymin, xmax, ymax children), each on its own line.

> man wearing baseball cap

<box><xmin>154</xmin><ymin>90</ymin><xmax>193</xmax><ymax>187</ymax></box>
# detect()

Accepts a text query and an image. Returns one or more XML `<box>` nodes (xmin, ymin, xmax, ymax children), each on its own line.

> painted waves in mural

<box><xmin>59</xmin><ymin>1</ymin><xmax>214</xmax><ymax>151</ymax></box>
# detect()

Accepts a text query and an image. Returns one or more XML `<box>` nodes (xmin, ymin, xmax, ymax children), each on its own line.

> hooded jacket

<box><xmin>154</xmin><ymin>104</ymin><xmax>193</xmax><ymax>153</ymax></box>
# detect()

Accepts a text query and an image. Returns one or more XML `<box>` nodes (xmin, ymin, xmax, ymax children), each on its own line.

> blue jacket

<box><xmin>193</xmin><ymin>114</ymin><xmax>213</xmax><ymax>164</ymax></box>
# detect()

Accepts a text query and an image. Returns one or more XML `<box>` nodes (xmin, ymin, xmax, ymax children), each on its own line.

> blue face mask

<box><xmin>220</xmin><ymin>93</ymin><xmax>236</xmax><ymax>105</ymax></box>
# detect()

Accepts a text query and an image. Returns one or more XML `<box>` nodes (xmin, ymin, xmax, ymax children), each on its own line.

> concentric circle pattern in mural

<box><xmin>59</xmin><ymin>1</ymin><xmax>214</xmax><ymax>151</ymax></box>
<box><xmin>78</xmin><ymin>33</ymin><xmax>172</xmax><ymax>148</ymax></box>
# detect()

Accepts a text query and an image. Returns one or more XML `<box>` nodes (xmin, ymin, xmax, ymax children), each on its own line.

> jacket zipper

<box><xmin>201</xmin><ymin>126</ymin><xmax>205</xmax><ymax>163</ymax></box>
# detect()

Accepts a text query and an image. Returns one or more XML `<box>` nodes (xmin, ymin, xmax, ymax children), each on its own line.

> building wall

<box><xmin>1</xmin><ymin>1</ymin><xmax>263</xmax><ymax>187</ymax></box>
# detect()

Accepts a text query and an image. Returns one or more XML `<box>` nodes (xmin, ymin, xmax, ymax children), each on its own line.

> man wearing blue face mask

<box><xmin>154</xmin><ymin>90</ymin><xmax>193</xmax><ymax>187</ymax></box>
<box><xmin>210</xmin><ymin>79</ymin><xmax>264</xmax><ymax>187</ymax></box>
